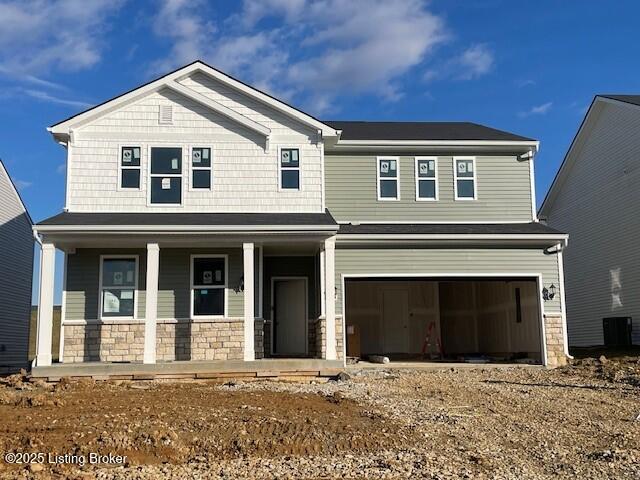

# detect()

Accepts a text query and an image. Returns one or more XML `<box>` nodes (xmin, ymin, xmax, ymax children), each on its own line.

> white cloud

<box><xmin>518</xmin><ymin>101</ymin><xmax>553</xmax><ymax>118</ymax></box>
<box><xmin>56</xmin><ymin>163</ymin><xmax>66</xmax><ymax>174</ymax></box>
<box><xmin>23</xmin><ymin>89</ymin><xmax>92</xmax><ymax>108</ymax></box>
<box><xmin>423</xmin><ymin>43</ymin><xmax>494</xmax><ymax>82</ymax></box>
<box><xmin>0</xmin><ymin>0</ymin><xmax>124</xmax><ymax>75</ymax></box>
<box><xmin>13</xmin><ymin>179</ymin><xmax>32</xmax><ymax>190</ymax></box>
<box><xmin>150</xmin><ymin>0</ymin><xmax>448</xmax><ymax>113</ymax></box>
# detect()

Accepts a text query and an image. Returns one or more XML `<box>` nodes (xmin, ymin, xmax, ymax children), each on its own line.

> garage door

<box><xmin>344</xmin><ymin>277</ymin><xmax>543</xmax><ymax>363</ymax></box>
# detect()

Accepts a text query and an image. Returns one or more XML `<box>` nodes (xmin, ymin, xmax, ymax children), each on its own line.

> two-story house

<box><xmin>32</xmin><ymin>61</ymin><xmax>569</xmax><ymax>376</ymax></box>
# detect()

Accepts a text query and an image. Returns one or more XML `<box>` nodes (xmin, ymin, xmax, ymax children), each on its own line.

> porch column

<box><xmin>243</xmin><ymin>242</ymin><xmax>255</xmax><ymax>361</ymax></box>
<box><xmin>324</xmin><ymin>237</ymin><xmax>337</xmax><ymax>360</ymax></box>
<box><xmin>143</xmin><ymin>243</ymin><xmax>159</xmax><ymax>364</ymax></box>
<box><xmin>35</xmin><ymin>242</ymin><xmax>56</xmax><ymax>367</ymax></box>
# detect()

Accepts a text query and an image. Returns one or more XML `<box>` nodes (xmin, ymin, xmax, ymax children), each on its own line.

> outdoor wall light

<box><xmin>542</xmin><ymin>284</ymin><xmax>556</xmax><ymax>301</ymax></box>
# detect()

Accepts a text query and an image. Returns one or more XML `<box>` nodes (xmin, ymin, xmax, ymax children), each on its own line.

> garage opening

<box><xmin>344</xmin><ymin>277</ymin><xmax>543</xmax><ymax>364</ymax></box>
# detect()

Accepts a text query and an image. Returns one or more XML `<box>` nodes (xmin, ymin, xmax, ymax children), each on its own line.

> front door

<box><xmin>382</xmin><ymin>288</ymin><xmax>409</xmax><ymax>354</ymax></box>
<box><xmin>273</xmin><ymin>278</ymin><xmax>307</xmax><ymax>355</ymax></box>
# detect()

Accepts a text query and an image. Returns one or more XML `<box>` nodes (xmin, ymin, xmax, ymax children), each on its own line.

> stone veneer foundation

<box><xmin>63</xmin><ymin>319</ymin><xmax>264</xmax><ymax>363</ymax></box>
<box><xmin>544</xmin><ymin>314</ymin><xmax>568</xmax><ymax>367</ymax></box>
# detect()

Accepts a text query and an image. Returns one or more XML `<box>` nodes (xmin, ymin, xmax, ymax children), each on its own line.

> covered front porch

<box><xmin>33</xmin><ymin>212</ymin><xmax>342</xmax><ymax>371</ymax></box>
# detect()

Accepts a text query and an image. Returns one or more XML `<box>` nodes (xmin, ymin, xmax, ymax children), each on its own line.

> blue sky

<box><xmin>1</xmin><ymin>0</ymin><xmax>638</xmax><ymax>304</ymax></box>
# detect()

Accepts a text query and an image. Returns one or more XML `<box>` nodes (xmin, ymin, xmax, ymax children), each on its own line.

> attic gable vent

<box><xmin>159</xmin><ymin>105</ymin><xmax>173</xmax><ymax>125</ymax></box>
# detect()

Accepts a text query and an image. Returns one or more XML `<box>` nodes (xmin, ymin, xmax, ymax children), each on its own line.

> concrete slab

<box><xmin>348</xmin><ymin>361</ymin><xmax>543</xmax><ymax>371</ymax></box>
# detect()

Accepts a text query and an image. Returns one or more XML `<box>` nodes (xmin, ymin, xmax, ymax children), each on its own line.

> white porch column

<box><xmin>35</xmin><ymin>242</ymin><xmax>56</xmax><ymax>367</ymax></box>
<box><xmin>243</xmin><ymin>242</ymin><xmax>255</xmax><ymax>361</ymax></box>
<box><xmin>324</xmin><ymin>237</ymin><xmax>337</xmax><ymax>360</ymax></box>
<box><xmin>143</xmin><ymin>243</ymin><xmax>159</xmax><ymax>364</ymax></box>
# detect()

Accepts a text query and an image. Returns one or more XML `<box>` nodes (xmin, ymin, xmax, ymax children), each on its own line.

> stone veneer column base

<box><xmin>63</xmin><ymin>319</ymin><xmax>264</xmax><ymax>363</ymax></box>
<box><xmin>314</xmin><ymin>316</ymin><xmax>344</xmax><ymax>360</ymax></box>
<box><xmin>544</xmin><ymin>314</ymin><xmax>568</xmax><ymax>368</ymax></box>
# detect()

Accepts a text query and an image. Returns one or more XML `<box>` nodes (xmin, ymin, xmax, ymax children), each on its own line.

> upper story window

<box><xmin>415</xmin><ymin>157</ymin><xmax>438</xmax><ymax>201</ymax></box>
<box><xmin>191</xmin><ymin>147</ymin><xmax>212</xmax><ymax>190</ymax></box>
<box><xmin>100</xmin><ymin>256</ymin><xmax>138</xmax><ymax>319</ymax></box>
<box><xmin>377</xmin><ymin>156</ymin><xmax>399</xmax><ymax>201</ymax></box>
<box><xmin>150</xmin><ymin>147</ymin><xmax>182</xmax><ymax>205</ymax></box>
<box><xmin>454</xmin><ymin>157</ymin><xmax>477</xmax><ymax>200</ymax></box>
<box><xmin>120</xmin><ymin>146</ymin><xmax>141</xmax><ymax>189</ymax></box>
<box><xmin>279</xmin><ymin>148</ymin><xmax>300</xmax><ymax>190</ymax></box>
<box><xmin>191</xmin><ymin>255</ymin><xmax>227</xmax><ymax>318</ymax></box>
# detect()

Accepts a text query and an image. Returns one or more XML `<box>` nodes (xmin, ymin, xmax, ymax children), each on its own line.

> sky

<box><xmin>0</xmin><ymin>0</ymin><xmax>638</xmax><ymax>305</ymax></box>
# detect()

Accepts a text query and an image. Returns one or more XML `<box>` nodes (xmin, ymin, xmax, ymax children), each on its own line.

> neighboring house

<box><xmin>0</xmin><ymin>159</ymin><xmax>34</xmax><ymax>371</ymax></box>
<box><xmin>32</xmin><ymin>60</ymin><xmax>569</xmax><ymax>371</ymax></box>
<box><xmin>540</xmin><ymin>95</ymin><xmax>640</xmax><ymax>347</ymax></box>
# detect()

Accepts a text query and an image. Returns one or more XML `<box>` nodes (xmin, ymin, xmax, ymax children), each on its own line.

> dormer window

<box><xmin>120</xmin><ymin>146</ymin><xmax>141</xmax><ymax>189</ymax></box>
<box><xmin>279</xmin><ymin>148</ymin><xmax>300</xmax><ymax>190</ymax></box>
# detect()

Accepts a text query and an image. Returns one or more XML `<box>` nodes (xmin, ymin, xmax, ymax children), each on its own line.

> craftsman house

<box><xmin>32</xmin><ymin>60</ymin><xmax>569</xmax><ymax>375</ymax></box>
<box><xmin>0</xmin><ymin>159</ymin><xmax>34</xmax><ymax>372</ymax></box>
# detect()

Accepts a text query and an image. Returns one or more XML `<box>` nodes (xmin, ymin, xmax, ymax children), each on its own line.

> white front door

<box><xmin>382</xmin><ymin>288</ymin><xmax>409</xmax><ymax>354</ymax></box>
<box><xmin>273</xmin><ymin>278</ymin><xmax>307</xmax><ymax>355</ymax></box>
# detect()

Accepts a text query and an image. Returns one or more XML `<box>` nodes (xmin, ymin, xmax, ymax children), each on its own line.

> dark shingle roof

<box><xmin>599</xmin><ymin>95</ymin><xmax>640</xmax><ymax>107</ymax></box>
<box><xmin>338</xmin><ymin>223</ymin><xmax>564</xmax><ymax>235</ymax></box>
<box><xmin>323</xmin><ymin>121</ymin><xmax>534</xmax><ymax>142</ymax></box>
<box><xmin>37</xmin><ymin>211</ymin><xmax>337</xmax><ymax>227</ymax></box>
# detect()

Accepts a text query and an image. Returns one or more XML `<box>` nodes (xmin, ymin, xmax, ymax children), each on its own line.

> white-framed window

<box><xmin>454</xmin><ymin>156</ymin><xmax>477</xmax><ymax>200</ymax></box>
<box><xmin>99</xmin><ymin>255</ymin><xmax>139</xmax><ymax>320</ymax></box>
<box><xmin>149</xmin><ymin>146</ymin><xmax>183</xmax><ymax>205</ymax></box>
<box><xmin>377</xmin><ymin>156</ymin><xmax>400</xmax><ymax>201</ymax></box>
<box><xmin>190</xmin><ymin>255</ymin><xmax>228</xmax><ymax>318</ymax></box>
<box><xmin>119</xmin><ymin>146</ymin><xmax>142</xmax><ymax>190</ymax></box>
<box><xmin>279</xmin><ymin>147</ymin><xmax>300</xmax><ymax>190</ymax></box>
<box><xmin>415</xmin><ymin>156</ymin><xmax>438</xmax><ymax>201</ymax></box>
<box><xmin>190</xmin><ymin>147</ymin><xmax>212</xmax><ymax>190</ymax></box>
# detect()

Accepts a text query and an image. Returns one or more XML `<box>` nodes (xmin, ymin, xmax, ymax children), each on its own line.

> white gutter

<box><xmin>34</xmin><ymin>224</ymin><xmax>339</xmax><ymax>233</ymax></box>
<box><xmin>334</xmin><ymin>139</ymin><xmax>540</xmax><ymax>150</ymax></box>
<box><xmin>337</xmin><ymin>233</ymin><xmax>568</xmax><ymax>245</ymax></box>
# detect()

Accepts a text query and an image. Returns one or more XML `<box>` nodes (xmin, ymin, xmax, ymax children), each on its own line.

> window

<box><xmin>150</xmin><ymin>147</ymin><xmax>182</xmax><ymax>205</ymax></box>
<box><xmin>279</xmin><ymin>148</ymin><xmax>300</xmax><ymax>190</ymax></box>
<box><xmin>377</xmin><ymin>156</ymin><xmax>399</xmax><ymax>200</ymax></box>
<box><xmin>191</xmin><ymin>255</ymin><xmax>227</xmax><ymax>317</ymax></box>
<box><xmin>100</xmin><ymin>256</ymin><xmax>138</xmax><ymax>319</ymax></box>
<box><xmin>191</xmin><ymin>147</ymin><xmax>212</xmax><ymax>190</ymax></box>
<box><xmin>120</xmin><ymin>146</ymin><xmax>141</xmax><ymax>189</ymax></box>
<box><xmin>415</xmin><ymin>157</ymin><xmax>438</xmax><ymax>201</ymax></box>
<box><xmin>454</xmin><ymin>157</ymin><xmax>477</xmax><ymax>200</ymax></box>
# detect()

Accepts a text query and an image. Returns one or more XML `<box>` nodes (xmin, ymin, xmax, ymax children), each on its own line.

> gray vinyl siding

<box><xmin>325</xmin><ymin>154</ymin><xmax>533</xmax><ymax>222</ymax></box>
<box><xmin>545</xmin><ymin>101</ymin><xmax>640</xmax><ymax>346</ymax></box>
<box><xmin>334</xmin><ymin>246</ymin><xmax>561</xmax><ymax>314</ymax></box>
<box><xmin>65</xmin><ymin>248</ymin><xmax>244</xmax><ymax>321</ymax></box>
<box><xmin>0</xmin><ymin>165</ymin><xmax>33</xmax><ymax>367</ymax></box>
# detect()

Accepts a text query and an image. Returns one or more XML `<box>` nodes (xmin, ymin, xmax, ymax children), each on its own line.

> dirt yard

<box><xmin>0</xmin><ymin>356</ymin><xmax>638</xmax><ymax>479</ymax></box>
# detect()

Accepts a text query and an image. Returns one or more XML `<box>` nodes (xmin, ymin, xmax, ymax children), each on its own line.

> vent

<box><xmin>159</xmin><ymin>105</ymin><xmax>173</xmax><ymax>125</ymax></box>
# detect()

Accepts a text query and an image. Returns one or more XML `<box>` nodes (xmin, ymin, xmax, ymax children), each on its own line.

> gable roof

<box><xmin>324</xmin><ymin>121</ymin><xmax>534</xmax><ymax>142</ymax></box>
<box><xmin>48</xmin><ymin>60</ymin><xmax>339</xmax><ymax>139</ymax></box>
<box><xmin>0</xmin><ymin>159</ymin><xmax>32</xmax><ymax>225</ymax></box>
<box><xmin>539</xmin><ymin>94</ymin><xmax>640</xmax><ymax>216</ymax></box>
<box><xmin>599</xmin><ymin>95</ymin><xmax>640</xmax><ymax>107</ymax></box>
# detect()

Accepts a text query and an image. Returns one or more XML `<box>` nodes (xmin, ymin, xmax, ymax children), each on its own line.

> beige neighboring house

<box><xmin>31</xmin><ymin>60</ymin><xmax>569</xmax><ymax>374</ymax></box>
<box><xmin>0</xmin><ymin>159</ymin><xmax>34</xmax><ymax>371</ymax></box>
<box><xmin>540</xmin><ymin>95</ymin><xmax>640</xmax><ymax>348</ymax></box>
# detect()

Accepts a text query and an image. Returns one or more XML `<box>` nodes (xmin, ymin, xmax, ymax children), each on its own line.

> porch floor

<box><xmin>31</xmin><ymin>358</ymin><xmax>344</xmax><ymax>381</ymax></box>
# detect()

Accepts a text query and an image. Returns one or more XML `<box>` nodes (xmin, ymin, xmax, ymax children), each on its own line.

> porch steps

<box><xmin>29</xmin><ymin>359</ymin><xmax>345</xmax><ymax>383</ymax></box>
